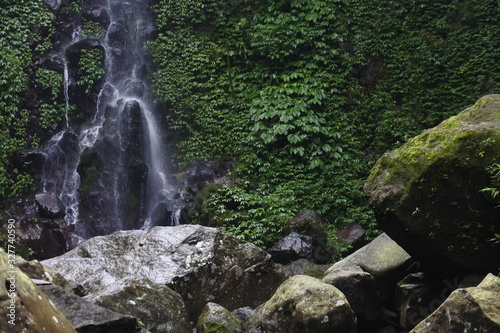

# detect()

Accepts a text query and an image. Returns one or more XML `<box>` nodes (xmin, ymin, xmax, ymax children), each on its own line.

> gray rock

<box><xmin>15</xmin><ymin>257</ymin><xmax>73</xmax><ymax>292</ymax></box>
<box><xmin>43</xmin><ymin>225</ymin><xmax>286</xmax><ymax>320</ymax></box>
<box><xmin>279</xmin><ymin>258</ymin><xmax>331</xmax><ymax>278</ymax></box>
<box><xmin>87</xmin><ymin>278</ymin><xmax>191</xmax><ymax>333</ymax></box>
<box><xmin>325</xmin><ymin>233</ymin><xmax>413</xmax><ymax>300</ymax></box>
<box><xmin>323</xmin><ymin>265</ymin><xmax>381</xmax><ymax>322</ymax></box>
<box><xmin>40</xmin><ymin>284</ymin><xmax>138</xmax><ymax>333</ymax></box>
<box><xmin>245</xmin><ymin>275</ymin><xmax>357</xmax><ymax>333</ymax></box>
<box><xmin>35</xmin><ymin>192</ymin><xmax>65</xmax><ymax>218</ymax></box>
<box><xmin>268</xmin><ymin>233</ymin><xmax>314</xmax><ymax>264</ymax></box>
<box><xmin>336</xmin><ymin>224</ymin><xmax>365</xmax><ymax>247</ymax></box>
<box><xmin>0</xmin><ymin>249</ymin><xmax>77</xmax><ymax>333</ymax></box>
<box><xmin>196</xmin><ymin>302</ymin><xmax>240</xmax><ymax>333</ymax></box>
<box><xmin>410</xmin><ymin>273</ymin><xmax>500</xmax><ymax>332</ymax></box>
<box><xmin>43</xmin><ymin>0</ymin><xmax>65</xmax><ymax>12</ymax></box>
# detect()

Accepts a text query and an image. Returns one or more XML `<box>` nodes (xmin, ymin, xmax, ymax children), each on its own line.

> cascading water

<box><xmin>39</xmin><ymin>0</ymin><xmax>179</xmax><ymax>240</ymax></box>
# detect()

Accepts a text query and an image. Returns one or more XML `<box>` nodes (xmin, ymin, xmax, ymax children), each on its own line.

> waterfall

<box><xmin>39</xmin><ymin>0</ymin><xmax>177</xmax><ymax>239</ymax></box>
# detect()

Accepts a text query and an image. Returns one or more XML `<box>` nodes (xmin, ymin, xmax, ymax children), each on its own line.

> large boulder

<box><xmin>278</xmin><ymin>258</ymin><xmax>331</xmax><ymax>278</ymax></box>
<box><xmin>15</xmin><ymin>256</ymin><xmax>73</xmax><ymax>292</ymax></box>
<box><xmin>42</xmin><ymin>225</ymin><xmax>286</xmax><ymax>320</ymax></box>
<box><xmin>40</xmin><ymin>284</ymin><xmax>138</xmax><ymax>333</ymax></box>
<box><xmin>325</xmin><ymin>233</ymin><xmax>413</xmax><ymax>300</ymax></box>
<box><xmin>323</xmin><ymin>265</ymin><xmax>381</xmax><ymax>322</ymax></box>
<box><xmin>410</xmin><ymin>273</ymin><xmax>500</xmax><ymax>332</ymax></box>
<box><xmin>268</xmin><ymin>232</ymin><xmax>315</xmax><ymax>264</ymax></box>
<box><xmin>0</xmin><ymin>249</ymin><xmax>77</xmax><ymax>333</ymax></box>
<box><xmin>196</xmin><ymin>302</ymin><xmax>240</xmax><ymax>333</ymax></box>
<box><xmin>87</xmin><ymin>278</ymin><xmax>191</xmax><ymax>333</ymax></box>
<box><xmin>245</xmin><ymin>275</ymin><xmax>357</xmax><ymax>333</ymax></box>
<box><xmin>35</xmin><ymin>192</ymin><xmax>66</xmax><ymax>218</ymax></box>
<box><xmin>364</xmin><ymin>95</ymin><xmax>500</xmax><ymax>274</ymax></box>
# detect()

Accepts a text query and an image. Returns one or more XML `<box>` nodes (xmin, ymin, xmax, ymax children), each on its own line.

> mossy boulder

<box><xmin>410</xmin><ymin>273</ymin><xmax>500</xmax><ymax>333</ymax></box>
<box><xmin>364</xmin><ymin>95</ymin><xmax>500</xmax><ymax>274</ymax></box>
<box><xmin>0</xmin><ymin>249</ymin><xmax>77</xmax><ymax>333</ymax></box>
<box><xmin>196</xmin><ymin>302</ymin><xmax>240</xmax><ymax>333</ymax></box>
<box><xmin>245</xmin><ymin>275</ymin><xmax>357</xmax><ymax>333</ymax></box>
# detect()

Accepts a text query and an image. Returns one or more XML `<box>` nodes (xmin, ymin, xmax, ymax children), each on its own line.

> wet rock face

<box><xmin>42</xmin><ymin>225</ymin><xmax>286</xmax><ymax>321</ymax></box>
<box><xmin>77</xmin><ymin>100</ymin><xmax>147</xmax><ymax>235</ymax></box>
<box><xmin>35</xmin><ymin>192</ymin><xmax>65</xmax><ymax>218</ymax></box>
<box><xmin>364</xmin><ymin>95</ymin><xmax>500</xmax><ymax>274</ymax></box>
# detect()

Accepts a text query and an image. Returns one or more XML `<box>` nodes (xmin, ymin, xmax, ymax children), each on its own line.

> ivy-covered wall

<box><xmin>0</xmin><ymin>0</ymin><xmax>58</xmax><ymax>197</ymax></box>
<box><xmin>149</xmin><ymin>0</ymin><xmax>499</xmax><ymax>247</ymax></box>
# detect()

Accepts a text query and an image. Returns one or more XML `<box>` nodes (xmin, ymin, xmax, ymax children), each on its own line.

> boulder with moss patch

<box><xmin>245</xmin><ymin>275</ymin><xmax>357</xmax><ymax>333</ymax></box>
<box><xmin>410</xmin><ymin>273</ymin><xmax>500</xmax><ymax>333</ymax></box>
<box><xmin>196</xmin><ymin>302</ymin><xmax>240</xmax><ymax>333</ymax></box>
<box><xmin>364</xmin><ymin>95</ymin><xmax>500</xmax><ymax>274</ymax></box>
<box><xmin>0</xmin><ymin>249</ymin><xmax>77</xmax><ymax>333</ymax></box>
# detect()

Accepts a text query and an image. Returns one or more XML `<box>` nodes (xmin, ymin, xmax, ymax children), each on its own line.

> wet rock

<box><xmin>40</xmin><ymin>284</ymin><xmax>138</xmax><ymax>333</ymax></box>
<box><xmin>364</xmin><ymin>95</ymin><xmax>500</xmax><ymax>274</ymax></box>
<box><xmin>268</xmin><ymin>233</ymin><xmax>314</xmax><ymax>264</ymax></box>
<box><xmin>87</xmin><ymin>278</ymin><xmax>191</xmax><ymax>333</ymax></box>
<box><xmin>150</xmin><ymin>202</ymin><xmax>173</xmax><ymax>226</ymax></box>
<box><xmin>196</xmin><ymin>302</ymin><xmax>240</xmax><ymax>333</ymax></box>
<box><xmin>35</xmin><ymin>192</ymin><xmax>65</xmax><ymax>218</ymax></box>
<box><xmin>43</xmin><ymin>0</ymin><xmax>67</xmax><ymax>12</ymax></box>
<box><xmin>16</xmin><ymin>216</ymin><xmax>78</xmax><ymax>259</ymax></box>
<box><xmin>245</xmin><ymin>275</ymin><xmax>357</xmax><ymax>333</ymax></box>
<box><xmin>42</xmin><ymin>225</ymin><xmax>286</xmax><ymax>321</ymax></box>
<box><xmin>0</xmin><ymin>249</ymin><xmax>77</xmax><ymax>333</ymax></box>
<box><xmin>410</xmin><ymin>273</ymin><xmax>500</xmax><ymax>332</ymax></box>
<box><xmin>83</xmin><ymin>6</ymin><xmax>110</xmax><ymax>28</ymax></box>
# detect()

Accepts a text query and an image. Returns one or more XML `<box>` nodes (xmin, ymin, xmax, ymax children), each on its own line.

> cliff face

<box><xmin>1</xmin><ymin>0</ymin><xmax>499</xmax><ymax>254</ymax></box>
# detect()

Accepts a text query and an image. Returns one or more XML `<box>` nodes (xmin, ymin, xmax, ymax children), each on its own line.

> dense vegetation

<box><xmin>0</xmin><ymin>0</ymin><xmax>498</xmax><ymax>250</ymax></box>
<box><xmin>0</xmin><ymin>0</ymin><xmax>58</xmax><ymax>197</ymax></box>
<box><xmin>149</xmin><ymin>0</ymin><xmax>500</xmax><ymax>247</ymax></box>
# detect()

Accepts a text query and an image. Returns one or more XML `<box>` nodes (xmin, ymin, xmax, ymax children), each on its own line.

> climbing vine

<box><xmin>0</xmin><ymin>0</ymin><xmax>56</xmax><ymax>198</ymax></box>
<box><xmin>150</xmin><ymin>0</ymin><xmax>499</xmax><ymax>248</ymax></box>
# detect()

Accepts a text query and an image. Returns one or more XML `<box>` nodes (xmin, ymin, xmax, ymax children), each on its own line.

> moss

<box><xmin>200</xmin><ymin>323</ymin><xmax>233</xmax><ymax>333</ymax></box>
<box><xmin>367</xmin><ymin>95</ymin><xmax>500</xmax><ymax>199</ymax></box>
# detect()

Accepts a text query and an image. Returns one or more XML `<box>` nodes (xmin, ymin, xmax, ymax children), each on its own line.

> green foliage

<box><xmin>81</xmin><ymin>18</ymin><xmax>106</xmax><ymax>38</ymax></box>
<box><xmin>36</xmin><ymin>68</ymin><xmax>65</xmax><ymax>129</ymax></box>
<box><xmin>0</xmin><ymin>0</ymin><xmax>55</xmax><ymax>198</ymax></box>
<box><xmin>0</xmin><ymin>227</ymin><xmax>35</xmax><ymax>260</ymax></box>
<box><xmin>150</xmin><ymin>0</ymin><xmax>498</xmax><ymax>248</ymax></box>
<box><xmin>196</xmin><ymin>181</ymin><xmax>294</xmax><ymax>248</ymax></box>
<box><xmin>481</xmin><ymin>163</ymin><xmax>500</xmax><ymax>205</ymax></box>
<box><xmin>77</xmin><ymin>48</ymin><xmax>105</xmax><ymax>95</ymax></box>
